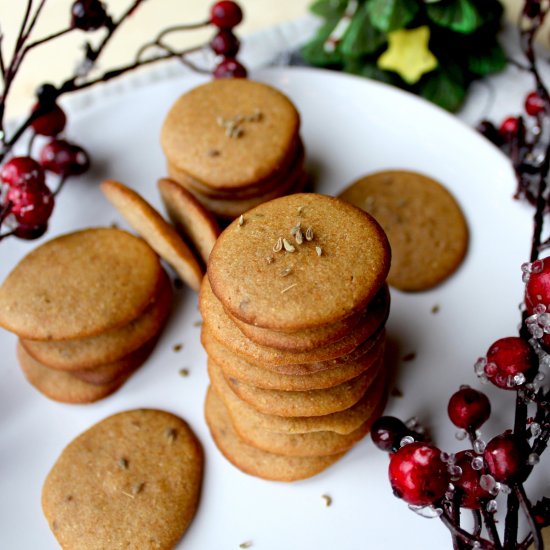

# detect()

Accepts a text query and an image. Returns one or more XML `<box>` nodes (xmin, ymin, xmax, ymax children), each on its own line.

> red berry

<box><xmin>31</xmin><ymin>103</ymin><xmax>67</xmax><ymax>136</ymax></box>
<box><xmin>499</xmin><ymin>116</ymin><xmax>520</xmax><ymax>140</ymax></box>
<box><xmin>388</xmin><ymin>442</ymin><xmax>450</xmax><ymax>506</ymax></box>
<box><xmin>213</xmin><ymin>58</ymin><xmax>247</xmax><ymax>79</ymax></box>
<box><xmin>453</xmin><ymin>450</ymin><xmax>492</xmax><ymax>509</ymax></box>
<box><xmin>485</xmin><ymin>337</ymin><xmax>535</xmax><ymax>389</ymax></box>
<box><xmin>525</xmin><ymin>258</ymin><xmax>550</xmax><ymax>312</ymax></box>
<box><xmin>1</xmin><ymin>157</ymin><xmax>45</xmax><ymax>188</ymax></box>
<box><xmin>13</xmin><ymin>223</ymin><xmax>48</xmax><ymax>240</ymax></box>
<box><xmin>71</xmin><ymin>0</ymin><xmax>109</xmax><ymax>31</ymax></box>
<box><xmin>477</xmin><ymin>120</ymin><xmax>504</xmax><ymax>147</ymax></box>
<box><xmin>210</xmin><ymin>29</ymin><xmax>240</xmax><ymax>57</ymax></box>
<box><xmin>6</xmin><ymin>182</ymin><xmax>54</xmax><ymax>227</ymax></box>
<box><xmin>39</xmin><ymin>139</ymin><xmax>90</xmax><ymax>176</ymax></box>
<box><xmin>211</xmin><ymin>1</ymin><xmax>243</xmax><ymax>29</ymax></box>
<box><xmin>484</xmin><ymin>431</ymin><xmax>530</xmax><ymax>483</ymax></box>
<box><xmin>525</xmin><ymin>91</ymin><xmax>545</xmax><ymax>116</ymax></box>
<box><xmin>371</xmin><ymin>416</ymin><xmax>412</xmax><ymax>453</ymax></box>
<box><xmin>448</xmin><ymin>387</ymin><xmax>491</xmax><ymax>431</ymax></box>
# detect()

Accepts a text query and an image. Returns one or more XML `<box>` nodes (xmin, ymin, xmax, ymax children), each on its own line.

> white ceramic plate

<box><xmin>0</xmin><ymin>67</ymin><xmax>541</xmax><ymax>549</ymax></box>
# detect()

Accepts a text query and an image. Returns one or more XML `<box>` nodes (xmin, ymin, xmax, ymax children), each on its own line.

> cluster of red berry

<box><xmin>210</xmin><ymin>1</ymin><xmax>247</xmax><ymax>79</ymax></box>
<box><xmin>0</xmin><ymin>0</ymin><xmax>246</xmax><ymax>242</ymax></box>
<box><xmin>371</xmin><ymin>261</ymin><xmax>550</xmax><ymax>545</ymax></box>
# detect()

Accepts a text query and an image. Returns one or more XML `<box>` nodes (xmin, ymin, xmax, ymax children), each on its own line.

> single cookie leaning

<box><xmin>42</xmin><ymin>409</ymin><xmax>203</xmax><ymax>550</ymax></box>
<box><xmin>0</xmin><ymin>228</ymin><xmax>162</xmax><ymax>341</ymax></box>
<box><xmin>207</xmin><ymin>193</ymin><xmax>390</xmax><ymax>331</ymax></box>
<box><xmin>101</xmin><ymin>179</ymin><xmax>203</xmax><ymax>292</ymax></box>
<box><xmin>161</xmin><ymin>78</ymin><xmax>300</xmax><ymax>192</ymax></box>
<box><xmin>338</xmin><ymin>170</ymin><xmax>468</xmax><ymax>291</ymax></box>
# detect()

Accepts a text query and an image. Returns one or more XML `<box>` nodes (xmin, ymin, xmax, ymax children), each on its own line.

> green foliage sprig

<box><xmin>301</xmin><ymin>0</ymin><xmax>506</xmax><ymax>112</ymax></box>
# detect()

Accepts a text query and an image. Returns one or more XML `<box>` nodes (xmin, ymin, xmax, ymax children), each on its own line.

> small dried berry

<box><xmin>71</xmin><ymin>0</ymin><xmax>109</xmax><ymax>31</ymax></box>
<box><xmin>40</xmin><ymin>140</ymin><xmax>90</xmax><ymax>176</ymax></box>
<box><xmin>6</xmin><ymin>182</ymin><xmax>54</xmax><ymax>227</ymax></box>
<box><xmin>1</xmin><ymin>157</ymin><xmax>45</xmax><ymax>188</ymax></box>
<box><xmin>448</xmin><ymin>387</ymin><xmax>491</xmax><ymax>431</ymax></box>
<box><xmin>210</xmin><ymin>29</ymin><xmax>240</xmax><ymax>57</ymax></box>
<box><xmin>213</xmin><ymin>58</ymin><xmax>247</xmax><ymax>79</ymax></box>
<box><xmin>210</xmin><ymin>1</ymin><xmax>243</xmax><ymax>29</ymax></box>
<box><xmin>31</xmin><ymin>103</ymin><xmax>67</xmax><ymax>136</ymax></box>
<box><xmin>484</xmin><ymin>431</ymin><xmax>530</xmax><ymax>483</ymax></box>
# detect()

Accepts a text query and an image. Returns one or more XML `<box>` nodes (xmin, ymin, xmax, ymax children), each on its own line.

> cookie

<box><xmin>210</xmin><ymin>353</ymin><xmax>387</xmax><ymax>435</ymax></box>
<box><xmin>70</xmin><ymin>337</ymin><xmax>158</xmax><ymax>385</ymax></box>
<box><xmin>161</xmin><ymin>78</ymin><xmax>300</xmax><ymax>191</ymax></box>
<box><xmin>200</xmin><ymin>276</ymin><xmax>389</xmax><ymax>369</ymax></box>
<box><xmin>0</xmin><ymin>228</ymin><xmax>162</xmax><ymax>341</ymax></box>
<box><xmin>17</xmin><ymin>343</ymin><xmax>134</xmax><ymax>404</ymax></box>
<box><xmin>228</xmin><ymin>299</ymin><xmax>364</xmax><ymax>353</ymax></box>
<box><xmin>207</xmin><ymin>193</ymin><xmax>390</xmax><ymax>331</ymax></box>
<box><xmin>202</xmin><ymin>326</ymin><xmax>385</xmax><ymax>391</ymax></box>
<box><xmin>158</xmin><ymin>178</ymin><xmax>220</xmax><ymax>265</ymax></box>
<box><xmin>21</xmin><ymin>269</ymin><xmax>172</xmax><ymax>371</ymax></box>
<box><xmin>42</xmin><ymin>409</ymin><xmax>203</xmax><ymax>549</ymax></box>
<box><xmin>101</xmin><ymin>179</ymin><xmax>203</xmax><ymax>292</ymax></box>
<box><xmin>205</xmin><ymin>387</ymin><xmax>343</xmax><ymax>482</ymax></box>
<box><xmin>338</xmin><ymin>170</ymin><xmax>468</xmax><ymax>291</ymax></box>
<box><xmin>224</xmin><ymin>359</ymin><xmax>383</xmax><ymax>417</ymax></box>
<box><xmin>187</xmin><ymin>167</ymin><xmax>308</xmax><ymax>220</ymax></box>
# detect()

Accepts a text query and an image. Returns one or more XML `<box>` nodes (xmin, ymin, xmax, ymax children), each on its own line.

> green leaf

<box><xmin>419</xmin><ymin>66</ymin><xmax>466</xmax><ymax>112</ymax></box>
<box><xmin>427</xmin><ymin>0</ymin><xmax>482</xmax><ymax>34</ymax></box>
<box><xmin>340</xmin><ymin>3</ymin><xmax>386</xmax><ymax>58</ymax></box>
<box><xmin>309</xmin><ymin>0</ymin><xmax>348</xmax><ymax>19</ymax></box>
<box><xmin>301</xmin><ymin>19</ymin><xmax>343</xmax><ymax>66</ymax></box>
<box><xmin>367</xmin><ymin>0</ymin><xmax>420</xmax><ymax>32</ymax></box>
<box><xmin>466</xmin><ymin>40</ymin><xmax>506</xmax><ymax>75</ymax></box>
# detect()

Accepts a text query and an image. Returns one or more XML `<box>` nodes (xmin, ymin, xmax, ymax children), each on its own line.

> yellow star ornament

<box><xmin>377</xmin><ymin>26</ymin><xmax>438</xmax><ymax>85</ymax></box>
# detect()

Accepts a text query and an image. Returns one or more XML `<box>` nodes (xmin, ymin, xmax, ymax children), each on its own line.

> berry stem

<box><xmin>0</xmin><ymin>200</ymin><xmax>12</xmax><ymax>225</ymax></box>
<box><xmin>515</xmin><ymin>483</ymin><xmax>543</xmax><ymax>549</ymax></box>
<box><xmin>481</xmin><ymin>508</ymin><xmax>503</xmax><ymax>550</ymax></box>
<box><xmin>439</xmin><ymin>507</ymin><xmax>495</xmax><ymax>549</ymax></box>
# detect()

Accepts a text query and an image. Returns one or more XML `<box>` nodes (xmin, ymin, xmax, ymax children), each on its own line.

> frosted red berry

<box><xmin>31</xmin><ymin>103</ymin><xmax>67</xmax><ymax>136</ymax></box>
<box><xmin>39</xmin><ymin>140</ymin><xmax>90</xmax><ymax>176</ymax></box>
<box><xmin>499</xmin><ymin>116</ymin><xmax>521</xmax><ymax>140</ymax></box>
<box><xmin>211</xmin><ymin>1</ymin><xmax>243</xmax><ymax>29</ymax></box>
<box><xmin>448</xmin><ymin>387</ymin><xmax>491</xmax><ymax>430</ymax></box>
<box><xmin>484</xmin><ymin>431</ymin><xmax>530</xmax><ymax>483</ymax></box>
<box><xmin>389</xmin><ymin>442</ymin><xmax>450</xmax><ymax>506</ymax></box>
<box><xmin>525</xmin><ymin>91</ymin><xmax>545</xmax><ymax>116</ymax></box>
<box><xmin>213</xmin><ymin>58</ymin><xmax>247</xmax><ymax>79</ymax></box>
<box><xmin>453</xmin><ymin>450</ymin><xmax>491</xmax><ymax>509</ymax></box>
<box><xmin>525</xmin><ymin>258</ymin><xmax>550</xmax><ymax>312</ymax></box>
<box><xmin>210</xmin><ymin>29</ymin><xmax>240</xmax><ymax>57</ymax></box>
<box><xmin>1</xmin><ymin>157</ymin><xmax>45</xmax><ymax>188</ymax></box>
<box><xmin>71</xmin><ymin>0</ymin><xmax>109</xmax><ymax>31</ymax></box>
<box><xmin>6</xmin><ymin>182</ymin><xmax>54</xmax><ymax>227</ymax></box>
<box><xmin>485</xmin><ymin>337</ymin><xmax>535</xmax><ymax>389</ymax></box>
<box><xmin>371</xmin><ymin>416</ymin><xmax>412</xmax><ymax>453</ymax></box>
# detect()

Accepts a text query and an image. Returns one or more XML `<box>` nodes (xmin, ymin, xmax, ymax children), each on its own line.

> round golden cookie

<box><xmin>207</xmin><ymin>193</ymin><xmax>390</xmax><ymax>331</ymax></box>
<box><xmin>210</xmin><ymin>353</ymin><xmax>386</xmax><ymax>435</ymax></box>
<box><xmin>338</xmin><ymin>170</ymin><xmax>468</xmax><ymax>291</ymax></box>
<box><xmin>0</xmin><ymin>228</ymin><xmax>162</xmax><ymax>341</ymax></box>
<box><xmin>200</xmin><ymin>276</ymin><xmax>389</xmax><ymax>369</ymax></box>
<box><xmin>42</xmin><ymin>409</ymin><xmax>203</xmax><ymax>549</ymax></box>
<box><xmin>161</xmin><ymin>78</ymin><xmax>300</xmax><ymax>191</ymax></box>
<box><xmin>229</xmin><ymin>300</ymin><xmax>364</xmax><ymax>353</ymax></box>
<box><xmin>202</xmin><ymin>325</ymin><xmax>385</xmax><ymax>391</ymax></box>
<box><xmin>169</xmin><ymin>137</ymin><xmax>304</xmax><ymax>200</ymax></box>
<box><xmin>186</xmin><ymin>167</ymin><xmax>308</xmax><ymax>220</ymax></box>
<box><xmin>158</xmin><ymin>178</ymin><xmax>220</xmax><ymax>265</ymax></box>
<box><xmin>70</xmin><ymin>337</ymin><xmax>158</xmax><ymax>386</ymax></box>
<box><xmin>21</xmin><ymin>269</ymin><xmax>172</xmax><ymax>371</ymax></box>
<box><xmin>17</xmin><ymin>343</ymin><xmax>135</xmax><ymax>404</ymax></box>
<box><xmin>223</xmin><ymin>359</ymin><xmax>383</xmax><ymax>418</ymax></box>
<box><xmin>101</xmin><ymin>179</ymin><xmax>203</xmax><ymax>292</ymax></box>
<box><xmin>205</xmin><ymin>388</ymin><xmax>343</xmax><ymax>482</ymax></box>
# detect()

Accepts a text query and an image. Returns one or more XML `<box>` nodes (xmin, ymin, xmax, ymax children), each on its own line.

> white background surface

<box><xmin>0</xmin><ymin>66</ymin><xmax>545</xmax><ymax>549</ymax></box>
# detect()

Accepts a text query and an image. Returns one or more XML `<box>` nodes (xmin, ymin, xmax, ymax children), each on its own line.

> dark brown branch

<box><xmin>516</xmin><ymin>484</ymin><xmax>544</xmax><ymax>550</ymax></box>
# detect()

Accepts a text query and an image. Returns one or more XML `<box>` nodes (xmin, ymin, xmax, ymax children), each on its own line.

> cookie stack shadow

<box><xmin>0</xmin><ymin>228</ymin><xmax>172</xmax><ymax>404</ymax></box>
<box><xmin>160</xmin><ymin>78</ymin><xmax>307</xmax><ymax>221</ymax></box>
<box><xmin>200</xmin><ymin>193</ymin><xmax>392</xmax><ymax>482</ymax></box>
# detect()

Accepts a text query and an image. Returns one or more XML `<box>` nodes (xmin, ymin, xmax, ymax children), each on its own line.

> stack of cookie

<box><xmin>160</xmin><ymin>78</ymin><xmax>307</xmax><ymax>221</ymax></box>
<box><xmin>0</xmin><ymin>228</ymin><xmax>171</xmax><ymax>403</ymax></box>
<box><xmin>200</xmin><ymin>193</ymin><xmax>391</xmax><ymax>481</ymax></box>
